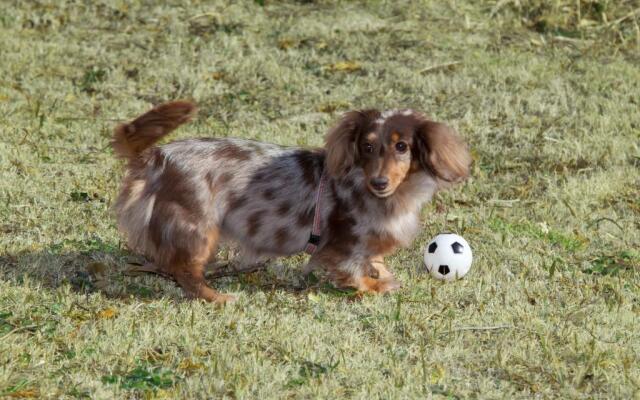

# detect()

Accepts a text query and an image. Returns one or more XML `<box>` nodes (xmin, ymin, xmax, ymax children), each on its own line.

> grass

<box><xmin>1</xmin><ymin>0</ymin><xmax>639</xmax><ymax>398</ymax></box>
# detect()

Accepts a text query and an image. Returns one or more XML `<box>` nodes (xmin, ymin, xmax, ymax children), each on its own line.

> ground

<box><xmin>1</xmin><ymin>1</ymin><xmax>639</xmax><ymax>399</ymax></box>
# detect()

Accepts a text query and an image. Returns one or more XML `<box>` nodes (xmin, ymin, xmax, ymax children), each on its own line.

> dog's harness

<box><xmin>304</xmin><ymin>170</ymin><xmax>328</xmax><ymax>254</ymax></box>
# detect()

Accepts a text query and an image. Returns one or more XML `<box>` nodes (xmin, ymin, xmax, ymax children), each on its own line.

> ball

<box><xmin>424</xmin><ymin>233</ymin><xmax>473</xmax><ymax>281</ymax></box>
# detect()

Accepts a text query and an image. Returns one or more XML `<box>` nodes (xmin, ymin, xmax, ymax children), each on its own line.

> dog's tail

<box><xmin>112</xmin><ymin>100</ymin><xmax>197</xmax><ymax>160</ymax></box>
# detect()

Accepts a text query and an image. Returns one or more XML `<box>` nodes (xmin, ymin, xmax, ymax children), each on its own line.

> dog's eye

<box><xmin>363</xmin><ymin>143</ymin><xmax>374</xmax><ymax>153</ymax></box>
<box><xmin>395</xmin><ymin>142</ymin><xmax>408</xmax><ymax>153</ymax></box>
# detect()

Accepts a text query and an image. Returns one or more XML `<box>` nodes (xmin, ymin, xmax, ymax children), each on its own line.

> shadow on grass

<box><xmin>0</xmin><ymin>239</ymin><xmax>356</xmax><ymax>302</ymax></box>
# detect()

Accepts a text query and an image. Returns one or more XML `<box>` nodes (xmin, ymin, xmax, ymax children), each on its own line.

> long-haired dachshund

<box><xmin>112</xmin><ymin>101</ymin><xmax>470</xmax><ymax>303</ymax></box>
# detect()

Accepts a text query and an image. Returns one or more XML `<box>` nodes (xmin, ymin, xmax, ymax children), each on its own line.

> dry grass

<box><xmin>1</xmin><ymin>0</ymin><xmax>639</xmax><ymax>398</ymax></box>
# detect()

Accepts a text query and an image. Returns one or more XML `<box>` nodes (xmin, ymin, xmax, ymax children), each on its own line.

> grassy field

<box><xmin>1</xmin><ymin>0</ymin><xmax>639</xmax><ymax>398</ymax></box>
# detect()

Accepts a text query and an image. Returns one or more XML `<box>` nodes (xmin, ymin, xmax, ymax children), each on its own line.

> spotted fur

<box><xmin>112</xmin><ymin>102</ymin><xmax>471</xmax><ymax>302</ymax></box>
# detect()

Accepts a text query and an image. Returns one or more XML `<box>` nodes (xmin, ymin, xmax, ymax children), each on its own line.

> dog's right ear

<box><xmin>324</xmin><ymin>110</ymin><xmax>374</xmax><ymax>177</ymax></box>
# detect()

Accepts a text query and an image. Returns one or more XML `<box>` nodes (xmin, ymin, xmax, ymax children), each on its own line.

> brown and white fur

<box><xmin>112</xmin><ymin>101</ymin><xmax>471</xmax><ymax>303</ymax></box>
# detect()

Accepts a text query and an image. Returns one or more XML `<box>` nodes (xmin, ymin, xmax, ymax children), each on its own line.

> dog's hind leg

<box><xmin>170</xmin><ymin>260</ymin><xmax>235</xmax><ymax>304</ymax></box>
<box><xmin>150</xmin><ymin>209</ymin><xmax>235</xmax><ymax>304</ymax></box>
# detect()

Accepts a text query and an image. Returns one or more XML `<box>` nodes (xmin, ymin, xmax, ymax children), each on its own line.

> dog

<box><xmin>112</xmin><ymin>101</ymin><xmax>470</xmax><ymax>303</ymax></box>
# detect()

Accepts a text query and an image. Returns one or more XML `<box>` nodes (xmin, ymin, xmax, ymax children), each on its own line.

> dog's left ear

<box><xmin>414</xmin><ymin>120</ymin><xmax>471</xmax><ymax>182</ymax></box>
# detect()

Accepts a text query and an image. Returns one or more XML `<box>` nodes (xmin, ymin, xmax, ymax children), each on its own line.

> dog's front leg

<box><xmin>324</xmin><ymin>255</ymin><xmax>401</xmax><ymax>294</ymax></box>
<box><xmin>302</xmin><ymin>256</ymin><xmax>321</xmax><ymax>277</ymax></box>
<box><xmin>365</xmin><ymin>255</ymin><xmax>395</xmax><ymax>280</ymax></box>
<box><xmin>357</xmin><ymin>255</ymin><xmax>402</xmax><ymax>293</ymax></box>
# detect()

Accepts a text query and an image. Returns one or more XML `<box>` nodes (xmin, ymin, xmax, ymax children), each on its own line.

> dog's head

<box><xmin>325</xmin><ymin>109</ymin><xmax>470</xmax><ymax>198</ymax></box>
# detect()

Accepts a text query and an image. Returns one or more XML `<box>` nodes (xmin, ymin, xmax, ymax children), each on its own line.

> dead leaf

<box><xmin>278</xmin><ymin>38</ymin><xmax>297</xmax><ymax>50</ymax></box>
<box><xmin>66</xmin><ymin>310</ymin><xmax>90</xmax><ymax>322</ymax></box>
<box><xmin>326</xmin><ymin>61</ymin><xmax>362</xmax><ymax>73</ymax></box>
<box><xmin>7</xmin><ymin>389</ymin><xmax>39</xmax><ymax>398</ymax></box>
<box><xmin>97</xmin><ymin>308</ymin><xmax>117</xmax><ymax>319</ymax></box>
<box><xmin>430</xmin><ymin>364</ymin><xmax>446</xmax><ymax>384</ymax></box>
<box><xmin>317</xmin><ymin>101</ymin><xmax>349</xmax><ymax>113</ymax></box>
<box><xmin>178</xmin><ymin>359</ymin><xmax>204</xmax><ymax>372</ymax></box>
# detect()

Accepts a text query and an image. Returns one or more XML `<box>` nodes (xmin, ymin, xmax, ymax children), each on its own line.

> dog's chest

<box><xmin>380</xmin><ymin>210</ymin><xmax>420</xmax><ymax>247</ymax></box>
<box><xmin>357</xmin><ymin>208</ymin><xmax>420</xmax><ymax>250</ymax></box>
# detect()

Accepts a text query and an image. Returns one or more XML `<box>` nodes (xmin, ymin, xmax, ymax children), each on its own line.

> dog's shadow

<box><xmin>0</xmin><ymin>244</ymin><xmax>330</xmax><ymax>302</ymax></box>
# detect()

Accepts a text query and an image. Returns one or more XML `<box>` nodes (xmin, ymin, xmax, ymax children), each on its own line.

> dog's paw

<box><xmin>211</xmin><ymin>293</ymin><xmax>237</xmax><ymax>305</ymax></box>
<box><xmin>191</xmin><ymin>291</ymin><xmax>237</xmax><ymax>305</ymax></box>
<box><xmin>366</xmin><ymin>259</ymin><xmax>394</xmax><ymax>280</ymax></box>
<box><xmin>357</xmin><ymin>275</ymin><xmax>402</xmax><ymax>294</ymax></box>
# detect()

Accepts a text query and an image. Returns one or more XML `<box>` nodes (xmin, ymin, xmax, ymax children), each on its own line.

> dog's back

<box><xmin>121</xmin><ymin>137</ymin><xmax>327</xmax><ymax>259</ymax></box>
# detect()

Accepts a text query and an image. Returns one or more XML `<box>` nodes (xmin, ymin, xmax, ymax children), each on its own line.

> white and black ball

<box><xmin>424</xmin><ymin>233</ymin><xmax>473</xmax><ymax>281</ymax></box>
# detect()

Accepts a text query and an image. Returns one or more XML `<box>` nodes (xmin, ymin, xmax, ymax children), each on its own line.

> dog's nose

<box><xmin>370</xmin><ymin>177</ymin><xmax>389</xmax><ymax>191</ymax></box>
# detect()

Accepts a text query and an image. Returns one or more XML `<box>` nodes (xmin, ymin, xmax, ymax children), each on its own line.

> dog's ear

<box><xmin>414</xmin><ymin>120</ymin><xmax>471</xmax><ymax>182</ymax></box>
<box><xmin>325</xmin><ymin>111</ymin><xmax>372</xmax><ymax>177</ymax></box>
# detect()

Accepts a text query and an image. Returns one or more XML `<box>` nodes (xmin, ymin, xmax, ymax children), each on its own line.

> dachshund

<box><xmin>112</xmin><ymin>101</ymin><xmax>470</xmax><ymax>303</ymax></box>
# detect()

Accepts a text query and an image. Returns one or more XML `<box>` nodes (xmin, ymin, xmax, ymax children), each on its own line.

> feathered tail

<box><xmin>112</xmin><ymin>100</ymin><xmax>197</xmax><ymax>160</ymax></box>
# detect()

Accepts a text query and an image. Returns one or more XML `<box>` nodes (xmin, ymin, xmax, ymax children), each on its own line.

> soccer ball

<box><xmin>424</xmin><ymin>233</ymin><xmax>473</xmax><ymax>281</ymax></box>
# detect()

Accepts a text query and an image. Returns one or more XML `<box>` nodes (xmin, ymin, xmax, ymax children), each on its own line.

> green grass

<box><xmin>1</xmin><ymin>0</ymin><xmax>639</xmax><ymax>398</ymax></box>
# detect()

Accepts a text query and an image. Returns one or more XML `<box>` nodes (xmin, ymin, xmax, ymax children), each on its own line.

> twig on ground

<box><xmin>596</xmin><ymin>8</ymin><xmax>640</xmax><ymax>30</ymax></box>
<box><xmin>587</xmin><ymin>217</ymin><xmax>625</xmax><ymax>232</ymax></box>
<box><xmin>552</xmin><ymin>36</ymin><xmax>593</xmax><ymax>45</ymax></box>
<box><xmin>0</xmin><ymin>324</ymin><xmax>39</xmax><ymax>342</ymax></box>
<box><xmin>444</xmin><ymin>325</ymin><xmax>513</xmax><ymax>334</ymax></box>
<box><xmin>489</xmin><ymin>0</ymin><xmax>512</xmax><ymax>18</ymax></box>
<box><xmin>55</xmin><ymin>117</ymin><xmax>122</xmax><ymax>122</ymax></box>
<box><xmin>124</xmin><ymin>260</ymin><xmax>267</xmax><ymax>280</ymax></box>
<box><xmin>419</xmin><ymin>62</ymin><xmax>461</xmax><ymax>74</ymax></box>
<box><xmin>206</xmin><ymin>263</ymin><xmax>267</xmax><ymax>279</ymax></box>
